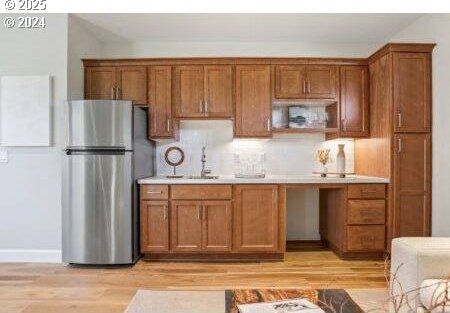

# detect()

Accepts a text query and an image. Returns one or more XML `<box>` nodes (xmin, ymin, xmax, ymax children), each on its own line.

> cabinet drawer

<box><xmin>171</xmin><ymin>185</ymin><xmax>232</xmax><ymax>200</ymax></box>
<box><xmin>141</xmin><ymin>185</ymin><xmax>169</xmax><ymax>200</ymax></box>
<box><xmin>347</xmin><ymin>225</ymin><xmax>385</xmax><ymax>251</ymax></box>
<box><xmin>348</xmin><ymin>184</ymin><xmax>386</xmax><ymax>199</ymax></box>
<box><xmin>347</xmin><ymin>200</ymin><xmax>385</xmax><ymax>225</ymax></box>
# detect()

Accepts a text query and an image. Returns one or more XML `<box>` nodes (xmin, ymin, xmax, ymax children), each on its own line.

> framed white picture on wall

<box><xmin>0</xmin><ymin>75</ymin><xmax>52</xmax><ymax>146</ymax></box>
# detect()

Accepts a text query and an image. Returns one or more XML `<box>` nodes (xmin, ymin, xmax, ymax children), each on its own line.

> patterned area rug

<box><xmin>226</xmin><ymin>289</ymin><xmax>364</xmax><ymax>313</ymax></box>
<box><xmin>125</xmin><ymin>289</ymin><xmax>365</xmax><ymax>313</ymax></box>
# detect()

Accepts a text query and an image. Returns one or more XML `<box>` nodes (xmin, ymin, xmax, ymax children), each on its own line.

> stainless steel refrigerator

<box><xmin>62</xmin><ymin>100</ymin><xmax>154</xmax><ymax>265</ymax></box>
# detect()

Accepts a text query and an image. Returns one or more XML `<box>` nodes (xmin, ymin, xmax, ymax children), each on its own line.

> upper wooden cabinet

<box><xmin>85</xmin><ymin>66</ymin><xmax>147</xmax><ymax>105</ymax></box>
<box><xmin>173</xmin><ymin>65</ymin><xmax>233</xmax><ymax>118</ymax></box>
<box><xmin>393</xmin><ymin>53</ymin><xmax>431</xmax><ymax>133</ymax></box>
<box><xmin>274</xmin><ymin>65</ymin><xmax>307</xmax><ymax>99</ymax></box>
<box><xmin>235</xmin><ymin>65</ymin><xmax>272</xmax><ymax>137</ymax></box>
<box><xmin>148</xmin><ymin>66</ymin><xmax>177</xmax><ymax>139</ymax></box>
<box><xmin>84</xmin><ymin>66</ymin><xmax>116</xmax><ymax>100</ymax></box>
<box><xmin>173</xmin><ymin>66</ymin><xmax>204</xmax><ymax>118</ymax></box>
<box><xmin>233</xmin><ymin>185</ymin><xmax>279</xmax><ymax>252</ymax></box>
<box><xmin>116</xmin><ymin>66</ymin><xmax>147</xmax><ymax>105</ymax></box>
<box><xmin>204</xmin><ymin>65</ymin><xmax>233</xmax><ymax>118</ymax></box>
<box><xmin>339</xmin><ymin>66</ymin><xmax>369</xmax><ymax>137</ymax></box>
<box><xmin>274</xmin><ymin>65</ymin><xmax>338</xmax><ymax>101</ymax></box>
<box><xmin>307</xmin><ymin>65</ymin><xmax>338</xmax><ymax>100</ymax></box>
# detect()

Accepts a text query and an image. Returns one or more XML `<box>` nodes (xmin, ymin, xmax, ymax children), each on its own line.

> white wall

<box><xmin>0</xmin><ymin>14</ymin><xmax>68</xmax><ymax>262</ymax></box>
<box><xmin>390</xmin><ymin>14</ymin><xmax>450</xmax><ymax>236</ymax></box>
<box><xmin>0</xmin><ymin>14</ymin><xmax>102</xmax><ymax>262</ymax></box>
<box><xmin>101</xmin><ymin>41</ymin><xmax>378</xmax><ymax>58</ymax></box>
<box><xmin>67</xmin><ymin>15</ymin><xmax>103</xmax><ymax>100</ymax></box>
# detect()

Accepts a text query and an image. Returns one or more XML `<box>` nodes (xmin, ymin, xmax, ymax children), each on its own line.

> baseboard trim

<box><xmin>0</xmin><ymin>249</ymin><xmax>62</xmax><ymax>263</ymax></box>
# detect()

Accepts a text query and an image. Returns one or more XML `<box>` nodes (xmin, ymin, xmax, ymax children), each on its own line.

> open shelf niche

<box><xmin>271</xmin><ymin>101</ymin><xmax>338</xmax><ymax>134</ymax></box>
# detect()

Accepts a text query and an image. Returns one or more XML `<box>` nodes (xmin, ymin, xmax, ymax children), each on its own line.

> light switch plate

<box><xmin>0</xmin><ymin>150</ymin><xmax>8</xmax><ymax>163</ymax></box>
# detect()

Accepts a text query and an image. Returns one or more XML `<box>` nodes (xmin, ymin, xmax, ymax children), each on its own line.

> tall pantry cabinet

<box><xmin>355</xmin><ymin>44</ymin><xmax>435</xmax><ymax>251</ymax></box>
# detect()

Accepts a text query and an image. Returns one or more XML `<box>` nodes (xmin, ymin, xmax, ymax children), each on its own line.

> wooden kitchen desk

<box><xmin>138</xmin><ymin>175</ymin><xmax>389</xmax><ymax>261</ymax></box>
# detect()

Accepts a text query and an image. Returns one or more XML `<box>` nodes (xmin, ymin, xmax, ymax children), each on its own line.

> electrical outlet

<box><xmin>0</xmin><ymin>150</ymin><xmax>8</xmax><ymax>163</ymax></box>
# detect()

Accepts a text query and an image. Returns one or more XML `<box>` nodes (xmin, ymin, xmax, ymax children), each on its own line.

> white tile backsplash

<box><xmin>155</xmin><ymin>120</ymin><xmax>354</xmax><ymax>177</ymax></box>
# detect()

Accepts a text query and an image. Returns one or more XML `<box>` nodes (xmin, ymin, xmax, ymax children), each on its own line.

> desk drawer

<box><xmin>141</xmin><ymin>185</ymin><xmax>169</xmax><ymax>200</ymax></box>
<box><xmin>171</xmin><ymin>185</ymin><xmax>232</xmax><ymax>200</ymax></box>
<box><xmin>347</xmin><ymin>225</ymin><xmax>385</xmax><ymax>251</ymax></box>
<box><xmin>348</xmin><ymin>184</ymin><xmax>386</xmax><ymax>199</ymax></box>
<box><xmin>347</xmin><ymin>200</ymin><xmax>385</xmax><ymax>225</ymax></box>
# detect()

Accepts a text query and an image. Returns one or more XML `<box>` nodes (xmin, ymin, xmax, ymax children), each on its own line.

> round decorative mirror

<box><xmin>164</xmin><ymin>146</ymin><xmax>185</xmax><ymax>178</ymax></box>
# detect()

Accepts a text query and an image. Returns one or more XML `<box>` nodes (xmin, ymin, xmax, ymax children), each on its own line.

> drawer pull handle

<box><xmin>361</xmin><ymin>190</ymin><xmax>377</xmax><ymax>193</ymax></box>
<box><xmin>147</xmin><ymin>191</ymin><xmax>163</xmax><ymax>194</ymax></box>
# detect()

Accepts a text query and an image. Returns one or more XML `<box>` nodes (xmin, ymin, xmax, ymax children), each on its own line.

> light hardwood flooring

<box><xmin>0</xmin><ymin>251</ymin><xmax>388</xmax><ymax>313</ymax></box>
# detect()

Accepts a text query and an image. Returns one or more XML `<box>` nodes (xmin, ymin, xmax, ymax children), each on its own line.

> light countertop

<box><xmin>138</xmin><ymin>175</ymin><xmax>389</xmax><ymax>185</ymax></box>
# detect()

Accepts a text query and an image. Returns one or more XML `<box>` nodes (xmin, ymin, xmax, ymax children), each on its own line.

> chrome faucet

<box><xmin>201</xmin><ymin>146</ymin><xmax>212</xmax><ymax>177</ymax></box>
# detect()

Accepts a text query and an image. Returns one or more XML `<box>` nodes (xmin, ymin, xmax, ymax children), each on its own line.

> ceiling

<box><xmin>74</xmin><ymin>13</ymin><xmax>422</xmax><ymax>44</ymax></box>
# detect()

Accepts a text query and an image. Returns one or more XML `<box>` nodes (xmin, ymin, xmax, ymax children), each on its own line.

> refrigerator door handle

<box><xmin>65</xmin><ymin>149</ymin><xmax>126</xmax><ymax>156</ymax></box>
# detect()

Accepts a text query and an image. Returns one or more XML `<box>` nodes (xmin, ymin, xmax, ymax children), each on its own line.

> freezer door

<box><xmin>62</xmin><ymin>150</ymin><xmax>133</xmax><ymax>264</ymax></box>
<box><xmin>66</xmin><ymin>100</ymin><xmax>133</xmax><ymax>150</ymax></box>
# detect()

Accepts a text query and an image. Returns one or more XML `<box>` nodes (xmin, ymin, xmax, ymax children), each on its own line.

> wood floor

<box><xmin>0</xmin><ymin>251</ymin><xmax>387</xmax><ymax>313</ymax></box>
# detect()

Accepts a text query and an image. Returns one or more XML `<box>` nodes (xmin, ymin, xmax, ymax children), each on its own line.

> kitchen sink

<box><xmin>187</xmin><ymin>175</ymin><xmax>219</xmax><ymax>179</ymax></box>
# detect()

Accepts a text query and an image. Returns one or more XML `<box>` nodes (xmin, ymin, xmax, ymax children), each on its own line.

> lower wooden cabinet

<box><xmin>202</xmin><ymin>201</ymin><xmax>233</xmax><ymax>252</ymax></box>
<box><xmin>170</xmin><ymin>200</ymin><xmax>203</xmax><ymax>251</ymax></box>
<box><xmin>233</xmin><ymin>185</ymin><xmax>279</xmax><ymax>252</ymax></box>
<box><xmin>393</xmin><ymin>133</ymin><xmax>431</xmax><ymax>237</ymax></box>
<box><xmin>170</xmin><ymin>200</ymin><xmax>232</xmax><ymax>252</ymax></box>
<box><xmin>140</xmin><ymin>201</ymin><xmax>169</xmax><ymax>252</ymax></box>
<box><xmin>346</xmin><ymin>225</ymin><xmax>385</xmax><ymax>251</ymax></box>
<box><xmin>320</xmin><ymin>184</ymin><xmax>387</xmax><ymax>258</ymax></box>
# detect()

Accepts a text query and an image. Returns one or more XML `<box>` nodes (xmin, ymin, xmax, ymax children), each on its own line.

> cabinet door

<box><xmin>204</xmin><ymin>65</ymin><xmax>233</xmax><ymax>118</ymax></box>
<box><xmin>394</xmin><ymin>134</ymin><xmax>431</xmax><ymax>237</ymax></box>
<box><xmin>393</xmin><ymin>53</ymin><xmax>431</xmax><ymax>133</ymax></box>
<box><xmin>202</xmin><ymin>201</ymin><xmax>233</xmax><ymax>252</ymax></box>
<box><xmin>235</xmin><ymin>65</ymin><xmax>271</xmax><ymax>137</ymax></box>
<box><xmin>274</xmin><ymin>65</ymin><xmax>307</xmax><ymax>99</ymax></box>
<box><xmin>170</xmin><ymin>201</ymin><xmax>203</xmax><ymax>251</ymax></box>
<box><xmin>149</xmin><ymin>66</ymin><xmax>174</xmax><ymax>138</ymax></box>
<box><xmin>173</xmin><ymin>66</ymin><xmax>204</xmax><ymax>118</ymax></box>
<box><xmin>234</xmin><ymin>185</ymin><xmax>279</xmax><ymax>252</ymax></box>
<box><xmin>340</xmin><ymin>66</ymin><xmax>369</xmax><ymax>137</ymax></box>
<box><xmin>116</xmin><ymin>66</ymin><xmax>147</xmax><ymax>105</ymax></box>
<box><xmin>306</xmin><ymin>65</ymin><xmax>338</xmax><ymax>100</ymax></box>
<box><xmin>84</xmin><ymin>66</ymin><xmax>116</xmax><ymax>100</ymax></box>
<box><xmin>140</xmin><ymin>201</ymin><xmax>169</xmax><ymax>252</ymax></box>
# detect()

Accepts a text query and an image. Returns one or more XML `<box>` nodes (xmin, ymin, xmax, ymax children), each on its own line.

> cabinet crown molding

<box><xmin>369</xmin><ymin>42</ymin><xmax>436</xmax><ymax>64</ymax></box>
